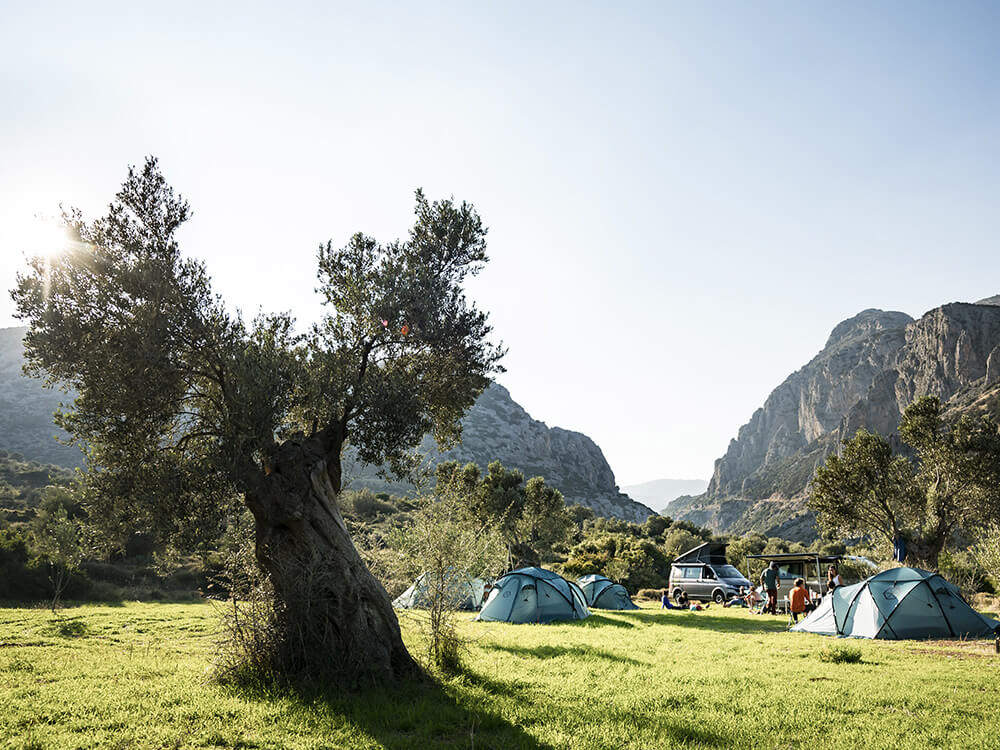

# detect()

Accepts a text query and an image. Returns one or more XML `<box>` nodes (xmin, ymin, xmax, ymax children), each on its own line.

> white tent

<box><xmin>392</xmin><ymin>572</ymin><xmax>487</xmax><ymax>611</ymax></box>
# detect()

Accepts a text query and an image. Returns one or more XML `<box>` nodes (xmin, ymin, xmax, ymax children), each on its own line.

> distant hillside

<box><xmin>0</xmin><ymin>327</ymin><xmax>653</xmax><ymax>523</ymax></box>
<box><xmin>673</xmin><ymin>297</ymin><xmax>1000</xmax><ymax>541</ymax></box>
<box><xmin>346</xmin><ymin>383</ymin><xmax>656</xmax><ymax>523</ymax></box>
<box><xmin>620</xmin><ymin>478</ymin><xmax>709</xmax><ymax>514</ymax></box>
<box><xmin>0</xmin><ymin>327</ymin><xmax>83</xmax><ymax>467</ymax></box>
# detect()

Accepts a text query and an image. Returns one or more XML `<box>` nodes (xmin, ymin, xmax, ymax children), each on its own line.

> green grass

<box><xmin>2</xmin><ymin>602</ymin><xmax>999</xmax><ymax>749</ymax></box>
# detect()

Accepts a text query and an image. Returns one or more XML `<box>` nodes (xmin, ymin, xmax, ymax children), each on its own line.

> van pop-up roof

<box><xmin>672</xmin><ymin>542</ymin><xmax>729</xmax><ymax>565</ymax></box>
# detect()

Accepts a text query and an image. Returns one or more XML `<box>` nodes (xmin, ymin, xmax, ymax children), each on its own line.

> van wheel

<box><xmin>712</xmin><ymin>589</ymin><xmax>726</xmax><ymax>604</ymax></box>
<box><xmin>672</xmin><ymin>588</ymin><xmax>684</xmax><ymax>603</ymax></box>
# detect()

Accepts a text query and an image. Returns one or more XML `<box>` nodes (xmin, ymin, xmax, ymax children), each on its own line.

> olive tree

<box><xmin>11</xmin><ymin>158</ymin><xmax>504</xmax><ymax>685</ymax></box>
<box><xmin>810</xmin><ymin>397</ymin><xmax>1000</xmax><ymax>569</ymax></box>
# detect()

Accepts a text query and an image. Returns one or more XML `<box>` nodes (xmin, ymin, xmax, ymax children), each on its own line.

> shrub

<box><xmin>818</xmin><ymin>645</ymin><xmax>863</xmax><ymax>664</ymax></box>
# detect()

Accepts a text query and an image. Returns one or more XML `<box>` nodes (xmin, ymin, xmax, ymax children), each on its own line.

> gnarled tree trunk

<box><xmin>245</xmin><ymin>430</ymin><xmax>418</xmax><ymax>684</ymax></box>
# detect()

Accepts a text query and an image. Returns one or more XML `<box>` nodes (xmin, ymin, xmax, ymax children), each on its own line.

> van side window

<box><xmin>682</xmin><ymin>567</ymin><xmax>700</xmax><ymax>579</ymax></box>
<box><xmin>703</xmin><ymin>566</ymin><xmax>715</xmax><ymax>580</ymax></box>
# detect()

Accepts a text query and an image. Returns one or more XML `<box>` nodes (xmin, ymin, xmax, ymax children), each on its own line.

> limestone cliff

<box><xmin>679</xmin><ymin>298</ymin><xmax>1000</xmax><ymax>540</ymax></box>
<box><xmin>707</xmin><ymin>309</ymin><xmax>913</xmax><ymax>498</ymax></box>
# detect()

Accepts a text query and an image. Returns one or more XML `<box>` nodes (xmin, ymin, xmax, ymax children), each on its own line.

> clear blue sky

<box><xmin>2</xmin><ymin>2</ymin><xmax>998</xmax><ymax>486</ymax></box>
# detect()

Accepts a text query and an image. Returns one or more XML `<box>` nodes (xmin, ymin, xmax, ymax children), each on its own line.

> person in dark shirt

<box><xmin>760</xmin><ymin>562</ymin><xmax>780</xmax><ymax>615</ymax></box>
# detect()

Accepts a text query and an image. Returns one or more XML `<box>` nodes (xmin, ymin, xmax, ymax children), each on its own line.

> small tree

<box><xmin>390</xmin><ymin>481</ymin><xmax>507</xmax><ymax>673</ymax></box>
<box><xmin>32</xmin><ymin>487</ymin><xmax>84</xmax><ymax>611</ymax></box>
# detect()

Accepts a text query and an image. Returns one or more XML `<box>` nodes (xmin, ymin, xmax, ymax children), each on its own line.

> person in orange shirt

<box><xmin>788</xmin><ymin>578</ymin><xmax>812</xmax><ymax>623</ymax></box>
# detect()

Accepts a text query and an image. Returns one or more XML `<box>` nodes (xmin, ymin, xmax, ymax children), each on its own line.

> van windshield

<box><xmin>715</xmin><ymin>565</ymin><xmax>744</xmax><ymax>579</ymax></box>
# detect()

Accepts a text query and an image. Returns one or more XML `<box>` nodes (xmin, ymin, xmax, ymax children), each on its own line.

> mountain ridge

<box><xmin>673</xmin><ymin>297</ymin><xmax>1000</xmax><ymax>541</ymax></box>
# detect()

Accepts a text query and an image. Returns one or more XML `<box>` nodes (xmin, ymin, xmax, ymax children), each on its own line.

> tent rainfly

<box><xmin>477</xmin><ymin>567</ymin><xmax>590</xmax><ymax>624</ymax></box>
<box><xmin>392</xmin><ymin>573</ymin><xmax>487</xmax><ymax>611</ymax></box>
<box><xmin>576</xmin><ymin>574</ymin><xmax>639</xmax><ymax>610</ymax></box>
<box><xmin>791</xmin><ymin>566</ymin><xmax>1000</xmax><ymax>640</ymax></box>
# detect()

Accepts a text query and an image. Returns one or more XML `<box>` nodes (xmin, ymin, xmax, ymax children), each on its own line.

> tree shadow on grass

<box><xmin>569</xmin><ymin>613</ymin><xmax>636</xmax><ymax>629</ymax></box>
<box><xmin>612</xmin><ymin>609</ymin><xmax>790</xmax><ymax>635</ymax></box>
<box><xmin>490</xmin><ymin>642</ymin><xmax>644</xmax><ymax>666</ymax></box>
<box><xmin>245</xmin><ymin>671</ymin><xmax>554</xmax><ymax>750</ymax></box>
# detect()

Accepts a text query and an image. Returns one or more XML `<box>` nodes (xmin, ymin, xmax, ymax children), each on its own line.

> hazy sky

<box><xmin>2</xmin><ymin>2</ymin><xmax>998</xmax><ymax>486</ymax></box>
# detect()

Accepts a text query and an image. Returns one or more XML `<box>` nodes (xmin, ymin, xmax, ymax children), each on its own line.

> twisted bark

<box><xmin>245</xmin><ymin>431</ymin><xmax>418</xmax><ymax>684</ymax></box>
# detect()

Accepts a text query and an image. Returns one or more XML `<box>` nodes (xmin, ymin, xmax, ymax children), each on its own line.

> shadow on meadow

<box><xmin>569</xmin><ymin>613</ymin><xmax>637</xmax><ymax>629</ymax></box>
<box><xmin>609</xmin><ymin>608</ymin><xmax>790</xmax><ymax>635</ymax></box>
<box><xmin>489</xmin><ymin>642</ymin><xmax>645</xmax><ymax>666</ymax></box>
<box><xmin>248</xmin><ymin>670</ymin><xmax>554</xmax><ymax>750</ymax></box>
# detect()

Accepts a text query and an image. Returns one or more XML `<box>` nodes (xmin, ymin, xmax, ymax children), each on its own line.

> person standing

<box><xmin>789</xmin><ymin>578</ymin><xmax>811</xmax><ymax>623</ymax></box>
<box><xmin>827</xmin><ymin>565</ymin><xmax>842</xmax><ymax>593</ymax></box>
<box><xmin>760</xmin><ymin>561</ymin><xmax>780</xmax><ymax>615</ymax></box>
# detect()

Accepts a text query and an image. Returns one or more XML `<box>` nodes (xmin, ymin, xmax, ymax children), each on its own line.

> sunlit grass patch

<box><xmin>1</xmin><ymin>601</ymin><xmax>998</xmax><ymax>749</ymax></box>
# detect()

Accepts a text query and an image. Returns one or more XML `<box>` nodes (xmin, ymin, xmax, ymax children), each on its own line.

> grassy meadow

<box><xmin>2</xmin><ymin>600</ymin><xmax>999</xmax><ymax>750</ymax></box>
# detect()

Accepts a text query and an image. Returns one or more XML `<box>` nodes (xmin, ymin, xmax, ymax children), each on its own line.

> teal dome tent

<box><xmin>577</xmin><ymin>574</ymin><xmax>639</xmax><ymax>610</ymax></box>
<box><xmin>791</xmin><ymin>567</ymin><xmax>999</xmax><ymax>640</ymax></box>
<box><xmin>477</xmin><ymin>567</ymin><xmax>590</xmax><ymax>623</ymax></box>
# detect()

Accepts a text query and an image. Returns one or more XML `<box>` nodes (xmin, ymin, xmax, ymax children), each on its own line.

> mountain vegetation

<box><xmin>0</xmin><ymin>332</ymin><xmax>654</xmax><ymax>524</ymax></box>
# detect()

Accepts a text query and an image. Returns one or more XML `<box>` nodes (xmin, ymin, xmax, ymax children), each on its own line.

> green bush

<box><xmin>818</xmin><ymin>645</ymin><xmax>863</xmax><ymax>664</ymax></box>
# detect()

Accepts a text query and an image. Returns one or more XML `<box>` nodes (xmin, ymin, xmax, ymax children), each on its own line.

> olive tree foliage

<box><xmin>809</xmin><ymin>396</ymin><xmax>1000</xmax><ymax>569</ymax></box>
<box><xmin>11</xmin><ymin>158</ymin><xmax>504</xmax><ymax>685</ymax></box>
<box><xmin>971</xmin><ymin>523</ymin><xmax>1000</xmax><ymax>590</ymax></box>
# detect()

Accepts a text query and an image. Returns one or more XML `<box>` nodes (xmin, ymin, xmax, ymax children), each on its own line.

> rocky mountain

<box><xmin>0</xmin><ymin>327</ymin><xmax>83</xmax><ymax>467</ymax></box>
<box><xmin>620</xmin><ymin>478</ymin><xmax>709</xmax><ymax>514</ymax></box>
<box><xmin>346</xmin><ymin>383</ymin><xmax>656</xmax><ymax>523</ymax></box>
<box><xmin>0</xmin><ymin>327</ymin><xmax>653</xmax><ymax>523</ymax></box>
<box><xmin>673</xmin><ymin>299</ymin><xmax>1000</xmax><ymax>541</ymax></box>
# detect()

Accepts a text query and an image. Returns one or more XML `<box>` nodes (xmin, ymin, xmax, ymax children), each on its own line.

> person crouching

<box><xmin>789</xmin><ymin>578</ymin><xmax>811</xmax><ymax>624</ymax></box>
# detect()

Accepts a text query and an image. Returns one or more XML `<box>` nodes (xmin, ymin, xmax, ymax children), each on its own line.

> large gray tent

<box><xmin>478</xmin><ymin>567</ymin><xmax>590</xmax><ymax>624</ymax></box>
<box><xmin>576</xmin><ymin>574</ymin><xmax>639</xmax><ymax>610</ymax></box>
<box><xmin>791</xmin><ymin>567</ymin><xmax>999</xmax><ymax>640</ymax></box>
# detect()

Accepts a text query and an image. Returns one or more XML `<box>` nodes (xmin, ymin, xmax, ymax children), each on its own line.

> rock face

<box><xmin>708</xmin><ymin>309</ymin><xmax>913</xmax><ymax>498</ymax></box>
<box><xmin>348</xmin><ymin>383</ymin><xmax>656</xmax><ymax>523</ymax></box>
<box><xmin>0</xmin><ymin>327</ymin><xmax>83</xmax><ymax>467</ymax></box>
<box><xmin>679</xmin><ymin>299</ymin><xmax>1000</xmax><ymax>540</ymax></box>
<box><xmin>0</xmin><ymin>327</ymin><xmax>653</xmax><ymax>523</ymax></box>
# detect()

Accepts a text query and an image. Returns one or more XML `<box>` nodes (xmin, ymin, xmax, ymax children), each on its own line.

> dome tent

<box><xmin>477</xmin><ymin>567</ymin><xmax>590</xmax><ymax>623</ymax></box>
<box><xmin>791</xmin><ymin>566</ymin><xmax>999</xmax><ymax>640</ymax></box>
<box><xmin>392</xmin><ymin>572</ymin><xmax>487</xmax><ymax>611</ymax></box>
<box><xmin>576</xmin><ymin>574</ymin><xmax>639</xmax><ymax>610</ymax></box>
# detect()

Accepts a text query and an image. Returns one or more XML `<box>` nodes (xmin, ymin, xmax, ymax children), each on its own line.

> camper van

<box><xmin>669</xmin><ymin>542</ymin><xmax>752</xmax><ymax>604</ymax></box>
<box><xmin>745</xmin><ymin>552</ymin><xmax>843</xmax><ymax>604</ymax></box>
